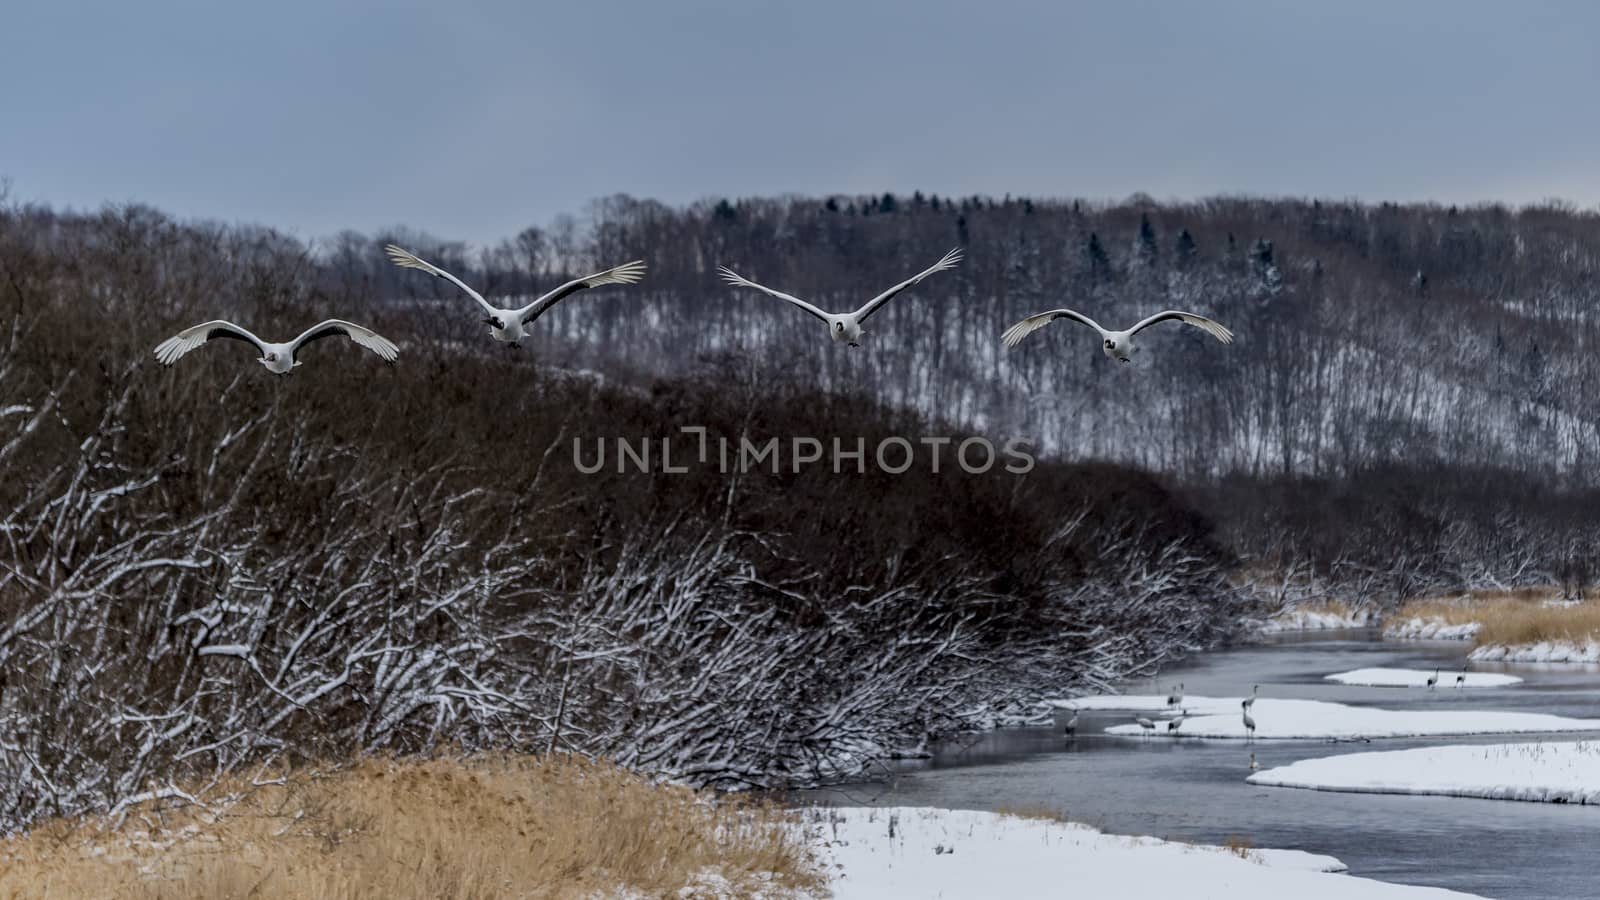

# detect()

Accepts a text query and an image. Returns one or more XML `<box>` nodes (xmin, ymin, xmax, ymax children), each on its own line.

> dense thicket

<box><xmin>0</xmin><ymin>197</ymin><xmax>1239</xmax><ymax>830</ymax></box>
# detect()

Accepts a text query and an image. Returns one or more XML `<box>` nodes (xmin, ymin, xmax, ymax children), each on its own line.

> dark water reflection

<box><xmin>796</xmin><ymin>631</ymin><xmax>1600</xmax><ymax>900</ymax></box>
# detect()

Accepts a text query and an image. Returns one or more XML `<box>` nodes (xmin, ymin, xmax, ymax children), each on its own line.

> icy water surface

<box><xmin>797</xmin><ymin>632</ymin><xmax>1600</xmax><ymax>900</ymax></box>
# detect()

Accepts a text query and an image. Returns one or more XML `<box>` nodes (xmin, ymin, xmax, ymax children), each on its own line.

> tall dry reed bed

<box><xmin>0</xmin><ymin>754</ymin><xmax>821</xmax><ymax>899</ymax></box>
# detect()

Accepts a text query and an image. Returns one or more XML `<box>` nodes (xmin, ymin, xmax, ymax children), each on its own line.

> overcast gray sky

<box><xmin>5</xmin><ymin>0</ymin><xmax>1598</xmax><ymax>246</ymax></box>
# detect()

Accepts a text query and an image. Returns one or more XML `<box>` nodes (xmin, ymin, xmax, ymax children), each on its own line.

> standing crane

<box><xmin>1136</xmin><ymin>716</ymin><xmax>1157</xmax><ymax>737</ymax></box>
<box><xmin>1426</xmin><ymin>668</ymin><xmax>1440</xmax><ymax>690</ymax></box>
<box><xmin>1166</xmin><ymin>683</ymin><xmax>1185</xmax><ymax>707</ymax></box>
<box><xmin>1242</xmin><ymin>702</ymin><xmax>1257</xmax><ymax>742</ymax></box>
<box><xmin>1242</xmin><ymin>685</ymin><xmax>1260</xmax><ymax>710</ymax></box>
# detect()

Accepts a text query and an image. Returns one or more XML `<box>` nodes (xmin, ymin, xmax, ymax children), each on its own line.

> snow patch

<box><xmin>1383</xmin><ymin>617</ymin><xmax>1481</xmax><ymax>641</ymax></box>
<box><xmin>1248</xmin><ymin>740</ymin><xmax>1600</xmax><ymax>805</ymax></box>
<box><xmin>801</xmin><ymin>806</ymin><xmax>1480</xmax><ymax>899</ymax></box>
<box><xmin>1323</xmin><ymin>667</ymin><xmax>1520</xmax><ymax>688</ymax></box>
<box><xmin>1259</xmin><ymin>607</ymin><xmax>1377</xmax><ymax>633</ymax></box>
<box><xmin>1102</xmin><ymin>697</ymin><xmax>1600</xmax><ymax>740</ymax></box>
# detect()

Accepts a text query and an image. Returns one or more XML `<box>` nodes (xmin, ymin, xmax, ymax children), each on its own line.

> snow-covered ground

<box><xmin>1323</xmin><ymin>667</ymin><xmax>1521</xmax><ymax>688</ymax></box>
<box><xmin>1383</xmin><ymin>616</ymin><xmax>1480</xmax><ymax>641</ymax></box>
<box><xmin>1248</xmin><ymin>740</ymin><xmax>1600</xmax><ymax>805</ymax></box>
<box><xmin>1099</xmin><ymin>697</ymin><xmax>1600</xmax><ymax>740</ymax></box>
<box><xmin>1258</xmin><ymin>606</ymin><xmax>1377</xmax><ymax>633</ymax></box>
<box><xmin>1470</xmin><ymin>640</ymin><xmax>1600</xmax><ymax>663</ymax></box>
<box><xmin>802</xmin><ymin>806</ymin><xmax>1481</xmax><ymax>899</ymax></box>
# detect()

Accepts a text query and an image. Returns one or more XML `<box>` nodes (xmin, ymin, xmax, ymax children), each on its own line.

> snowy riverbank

<box><xmin>1248</xmin><ymin>740</ymin><xmax>1600</xmax><ymax>805</ymax></box>
<box><xmin>1382</xmin><ymin>616</ymin><xmax>1480</xmax><ymax>641</ymax></box>
<box><xmin>1469</xmin><ymin>640</ymin><xmax>1600</xmax><ymax>663</ymax></box>
<box><xmin>802</xmin><ymin>806</ymin><xmax>1481</xmax><ymax>898</ymax></box>
<box><xmin>1384</xmin><ymin>612</ymin><xmax>1600</xmax><ymax>662</ymax></box>
<box><xmin>1258</xmin><ymin>606</ymin><xmax>1378</xmax><ymax>633</ymax></box>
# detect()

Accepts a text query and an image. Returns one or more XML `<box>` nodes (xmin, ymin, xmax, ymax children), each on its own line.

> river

<box><xmin>797</xmin><ymin>631</ymin><xmax>1600</xmax><ymax>899</ymax></box>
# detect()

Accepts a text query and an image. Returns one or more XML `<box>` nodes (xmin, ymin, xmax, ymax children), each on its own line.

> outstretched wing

<box><xmin>1127</xmin><ymin>310</ymin><xmax>1234</xmax><ymax>344</ymax></box>
<box><xmin>515</xmin><ymin>260</ymin><xmax>647</xmax><ymax>324</ymax></box>
<box><xmin>717</xmin><ymin>266</ymin><xmax>831</xmax><ymax>323</ymax></box>
<box><xmin>289</xmin><ymin>319</ymin><xmax>400</xmax><ymax>362</ymax></box>
<box><xmin>153</xmin><ymin>320</ymin><xmax>268</xmax><ymax>366</ymax></box>
<box><xmin>853</xmin><ymin>247</ymin><xmax>963</xmax><ymax>322</ymax></box>
<box><xmin>384</xmin><ymin>244</ymin><xmax>501</xmax><ymax>319</ymax></box>
<box><xmin>1000</xmin><ymin>308</ymin><xmax>1106</xmax><ymax>348</ymax></box>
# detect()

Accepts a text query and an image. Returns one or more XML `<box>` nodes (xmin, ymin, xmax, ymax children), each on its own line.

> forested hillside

<box><xmin>363</xmin><ymin>192</ymin><xmax>1600</xmax><ymax>481</ymax></box>
<box><xmin>368</xmin><ymin>191</ymin><xmax>1600</xmax><ymax>595</ymax></box>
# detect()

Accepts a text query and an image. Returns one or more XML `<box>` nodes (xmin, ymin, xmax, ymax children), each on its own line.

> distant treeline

<box><xmin>14</xmin><ymin>190</ymin><xmax>1600</xmax><ymax>481</ymax></box>
<box><xmin>367</xmin><ymin>189</ymin><xmax>1600</xmax><ymax>596</ymax></box>
<box><xmin>349</xmin><ymin>191</ymin><xmax>1600</xmax><ymax>484</ymax></box>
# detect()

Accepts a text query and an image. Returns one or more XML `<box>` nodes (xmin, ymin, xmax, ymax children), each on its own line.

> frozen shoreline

<box><xmin>1257</xmin><ymin>606</ymin><xmax>1377</xmax><ymax>633</ymax></box>
<box><xmin>803</xmin><ymin>806</ymin><xmax>1482</xmax><ymax>899</ymax></box>
<box><xmin>1382</xmin><ymin>616</ymin><xmax>1480</xmax><ymax>641</ymax></box>
<box><xmin>1470</xmin><ymin>640</ymin><xmax>1600</xmax><ymax>663</ymax></box>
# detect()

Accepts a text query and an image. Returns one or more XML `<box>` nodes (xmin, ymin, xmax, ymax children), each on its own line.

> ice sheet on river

<box><xmin>1323</xmin><ymin>667</ymin><xmax>1521</xmax><ymax>688</ymax></box>
<box><xmin>1095</xmin><ymin>697</ymin><xmax>1600</xmax><ymax>740</ymax></box>
<box><xmin>802</xmin><ymin>806</ymin><xmax>1482</xmax><ymax>899</ymax></box>
<box><xmin>1248</xmin><ymin>740</ymin><xmax>1600</xmax><ymax>805</ymax></box>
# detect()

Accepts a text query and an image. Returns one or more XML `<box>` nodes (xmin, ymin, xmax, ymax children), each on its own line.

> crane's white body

<box><xmin>386</xmin><ymin>245</ymin><xmax>645</xmax><ymax>346</ymax></box>
<box><xmin>828</xmin><ymin>315</ymin><xmax>863</xmax><ymax>345</ymax></box>
<box><xmin>1002</xmin><ymin>307</ymin><xmax>1234</xmax><ymax>362</ymax></box>
<box><xmin>153</xmin><ymin>319</ymin><xmax>399</xmax><ymax>374</ymax></box>
<box><xmin>719</xmin><ymin>248</ymin><xmax>962</xmax><ymax>347</ymax></box>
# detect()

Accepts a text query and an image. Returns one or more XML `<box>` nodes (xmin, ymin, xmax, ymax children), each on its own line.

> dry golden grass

<box><xmin>1399</xmin><ymin>586</ymin><xmax>1600</xmax><ymax>647</ymax></box>
<box><xmin>0</xmin><ymin>754</ymin><xmax>822</xmax><ymax>900</ymax></box>
<box><xmin>991</xmin><ymin>803</ymin><xmax>1073</xmax><ymax>824</ymax></box>
<box><xmin>1221</xmin><ymin>834</ymin><xmax>1254</xmax><ymax>859</ymax></box>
